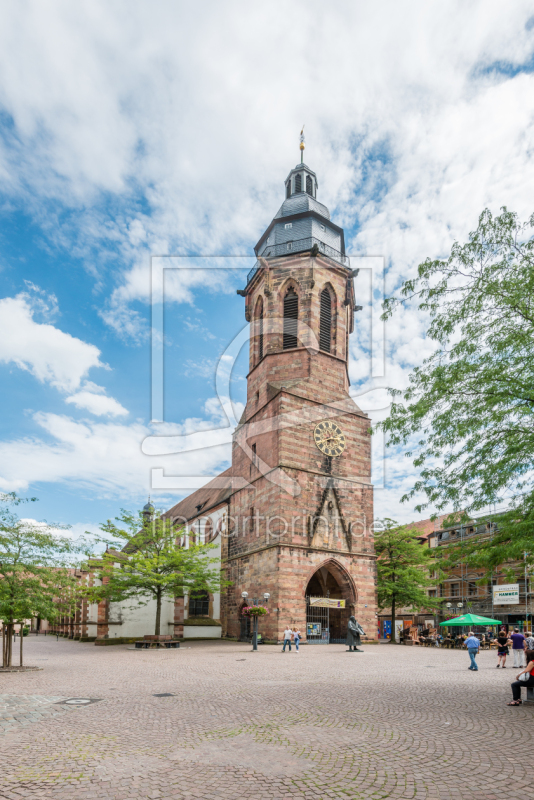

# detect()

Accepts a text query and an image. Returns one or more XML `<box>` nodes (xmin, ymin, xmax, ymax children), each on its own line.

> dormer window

<box><xmin>287</xmin><ymin>242</ymin><xmax>292</xmax><ymax>250</ymax></box>
<box><xmin>295</xmin><ymin>174</ymin><xmax>302</xmax><ymax>193</ymax></box>
<box><xmin>285</xmin><ymin>223</ymin><xmax>292</xmax><ymax>229</ymax></box>
<box><xmin>320</xmin><ymin>224</ymin><xmax>325</xmax><ymax>231</ymax></box>
<box><xmin>306</xmin><ymin>175</ymin><xmax>313</xmax><ymax>195</ymax></box>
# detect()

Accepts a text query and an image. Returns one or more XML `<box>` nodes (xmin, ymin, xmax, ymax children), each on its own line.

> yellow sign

<box><xmin>309</xmin><ymin>597</ymin><xmax>346</xmax><ymax>609</ymax></box>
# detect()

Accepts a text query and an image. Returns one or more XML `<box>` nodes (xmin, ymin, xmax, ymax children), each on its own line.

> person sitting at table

<box><xmin>508</xmin><ymin>649</ymin><xmax>534</xmax><ymax>705</ymax></box>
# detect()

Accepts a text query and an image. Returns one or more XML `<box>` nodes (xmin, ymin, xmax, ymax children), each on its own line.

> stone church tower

<box><xmin>221</xmin><ymin>148</ymin><xmax>377</xmax><ymax>643</ymax></box>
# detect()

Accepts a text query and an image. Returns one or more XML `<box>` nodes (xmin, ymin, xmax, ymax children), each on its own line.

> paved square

<box><xmin>0</xmin><ymin>637</ymin><xmax>532</xmax><ymax>799</ymax></box>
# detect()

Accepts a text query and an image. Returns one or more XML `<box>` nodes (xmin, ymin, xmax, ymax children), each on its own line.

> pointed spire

<box><xmin>299</xmin><ymin>125</ymin><xmax>305</xmax><ymax>164</ymax></box>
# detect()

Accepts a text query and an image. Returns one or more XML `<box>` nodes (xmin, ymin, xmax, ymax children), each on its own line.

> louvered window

<box><xmin>319</xmin><ymin>288</ymin><xmax>332</xmax><ymax>352</ymax></box>
<box><xmin>295</xmin><ymin>173</ymin><xmax>302</xmax><ymax>193</ymax></box>
<box><xmin>283</xmin><ymin>288</ymin><xmax>298</xmax><ymax>349</ymax></box>
<box><xmin>286</xmin><ymin>182</ymin><xmax>291</xmax><ymax>199</ymax></box>
<box><xmin>258</xmin><ymin>301</ymin><xmax>264</xmax><ymax>361</ymax></box>
<box><xmin>306</xmin><ymin>175</ymin><xmax>313</xmax><ymax>195</ymax></box>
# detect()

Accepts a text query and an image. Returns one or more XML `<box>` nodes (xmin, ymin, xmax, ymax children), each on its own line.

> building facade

<box><xmin>427</xmin><ymin>516</ymin><xmax>533</xmax><ymax>631</ymax></box>
<box><xmin>166</xmin><ymin>155</ymin><xmax>378</xmax><ymax>643</ymax></box>
<box><xmin>376</xmin><ymin>513</ymin><xmax>534</xmax><ymax>638</ymax></box>
<box><xmin>46</xmin><ymin>154</ymin><xmax>378</xmax><ymax>645</ymax></box>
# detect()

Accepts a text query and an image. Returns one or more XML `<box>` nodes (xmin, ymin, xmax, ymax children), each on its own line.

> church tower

<box><xmin>222</xmin><ymin>139</ymin><xmax>377</xmax><ymax>643</ymax></box>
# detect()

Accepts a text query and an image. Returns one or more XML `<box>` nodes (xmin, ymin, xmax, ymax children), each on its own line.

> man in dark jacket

<box><xmin>346</xmin><ymin>615</ymin><xmax>365</xmax><ymax>652</ymax></box>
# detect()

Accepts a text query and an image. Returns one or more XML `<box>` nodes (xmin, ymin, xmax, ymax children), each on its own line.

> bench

<box><xmin>134</xmin><ymin>640</ymin><xmax>180</xmax><ymax>649</ymax></box>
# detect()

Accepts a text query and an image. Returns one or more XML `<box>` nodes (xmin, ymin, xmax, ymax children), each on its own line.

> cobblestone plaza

<box><xmin>1</xmin><ymin>637</ymin><xmax>532</xmax><ymax>799</ymax></box>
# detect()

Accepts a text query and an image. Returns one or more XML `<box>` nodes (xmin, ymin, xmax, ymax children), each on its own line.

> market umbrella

<box><xmin>439</xmin><ymin>613</ymin><xmax>502</xmax><ymax>626</ymax></box>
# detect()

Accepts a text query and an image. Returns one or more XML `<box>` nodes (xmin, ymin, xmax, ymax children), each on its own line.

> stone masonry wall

<box><xmin>222</xmin><ymin>251</ymin><xmax>377</xmax><ymax>643</ymax></box>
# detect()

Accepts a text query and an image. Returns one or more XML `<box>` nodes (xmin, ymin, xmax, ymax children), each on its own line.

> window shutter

<box><xmin>286</xmin><ymin>182</ymin><xmax>291</xmax><ymax>198</ymax></box>
<box><xmin>295</xmin><ymin>173</ymin><xmax>302</xmax><ymax>193</ymax></box>
<box><xmin>319</xmin><ymin>288</ymin><xmax>332</xmax><ymax>352</ymax></box>
<box><xmin>283</xmin><ymin>288</ymin><xmax>298</xmax><ymax>349</ymax></box>
<box><xmin>306</xmin><ymin>174</ymin><xmax>313</xmax><ymax>195</ymax></box>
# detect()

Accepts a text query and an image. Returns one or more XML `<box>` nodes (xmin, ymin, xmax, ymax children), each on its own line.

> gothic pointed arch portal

<box><xmin>305</xmin><ymin>559</ymin><xmax>355</xmax><ymax>644</ymax></box>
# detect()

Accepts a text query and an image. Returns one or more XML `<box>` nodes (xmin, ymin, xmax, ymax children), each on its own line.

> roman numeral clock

<box><xmin>314</xmin><ymin>421</ymin><xmax>346</xmax><ymax>457</ymax></box>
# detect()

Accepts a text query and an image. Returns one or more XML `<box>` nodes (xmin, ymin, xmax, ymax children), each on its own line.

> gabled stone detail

<box><xmin>311</xmin><ymin>481</ymin><xmax>350</xmax><ymax>551</ymax></box>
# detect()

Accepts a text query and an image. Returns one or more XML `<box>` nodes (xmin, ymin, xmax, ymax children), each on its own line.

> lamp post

<box><xmin>242</xmin><ymin>591</ymin><xmax>270</xmax><ymax>651</ymax></box>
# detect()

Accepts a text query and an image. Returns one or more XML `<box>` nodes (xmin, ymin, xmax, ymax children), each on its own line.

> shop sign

<box><xmin>493</xmin><ymin>583</ymin><xmax>520</xmax><ymax>605</ymax></box>
<box><xmin>308</xmin><ymin>597</ymin><xmax>346</xmax><ymax>608</ymax></box>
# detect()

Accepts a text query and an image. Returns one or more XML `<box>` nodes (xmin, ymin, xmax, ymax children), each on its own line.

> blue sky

<box><xmin>1</xmin><ymin>1</ymin><xmax>534</xmax><ymax>537</ymax></box>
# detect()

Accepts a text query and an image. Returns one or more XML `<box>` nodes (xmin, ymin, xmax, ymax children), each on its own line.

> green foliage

<box><xmin>381</xmin><ymin>208</ymin><xmax>534</xmax><ymax>520</ymax></box>
<box><xmin>84</xmin><ymin>508</ymin><xmax>229</xmax><ymax>635</ymax></box>
<box><xmin>375</xmin><ymin>519</ymin><xmax>441</xmax><ymax>641</ymax></box>
<box><xmin>0</xmin><ymin>492</ymin><xmax>88</xmax><ymax>666</ymax></box>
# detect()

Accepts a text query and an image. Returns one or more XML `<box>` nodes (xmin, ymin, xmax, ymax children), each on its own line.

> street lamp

<box><xmin>241</xmin><ymin>590</ymin><xmax>269</xmax><ymax>651</ymax></box>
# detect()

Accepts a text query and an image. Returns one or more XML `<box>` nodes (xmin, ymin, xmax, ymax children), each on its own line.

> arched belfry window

<box><xmin>319</xmin><ymin>288</ymin><xmax>332</xmax><ymax>353</ymax></box>
<box><xmin>283</xmin><ymin>287</ymin><xmax>298</xmax><ymax>349</ymax></box>
<box><xmin>306</xmin><ymin>175</ymin><xmax>313</xmax><ymax>195</ymax></box>
<box><xmin>286</xmin><ymin>182</ymin><xmax>291</xmax><ymax>199</ymax></box>
<box><xmin>257</xmin><ymin>298</ymin><xmax>264</xmax><ymax>362</ymax></box>
<box><xmin>295</xmin><ymin>173</ymin><xmax>302</xmax><ymax>193</ymax></box>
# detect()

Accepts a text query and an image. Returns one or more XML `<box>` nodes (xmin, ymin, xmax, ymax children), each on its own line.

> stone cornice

<box><xmin>222</xmin><ymin>541</ymin><xmax>377</xmax><ymax>564</ymax></box>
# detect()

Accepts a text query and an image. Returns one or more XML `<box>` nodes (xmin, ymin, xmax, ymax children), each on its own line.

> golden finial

<box><xmin>299</xmin><ymin>125</ymin><xmax>305</xmax><ymax>163</ymax></box>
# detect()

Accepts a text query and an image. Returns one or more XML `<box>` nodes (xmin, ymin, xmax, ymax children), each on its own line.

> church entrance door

<box><xmin>305</xmin><ymin>563</ymin><xmax>353</xmax><ymax>644</ymax></box>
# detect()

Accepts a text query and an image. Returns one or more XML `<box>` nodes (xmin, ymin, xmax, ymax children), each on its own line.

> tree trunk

<box><xmin>391</xmin><ymin>595</ymin><xmax>396</xmax><ymax>644</ymax></box>
<box><xmin>3</xmin><ymin>623</ymin><xmax>13</xmax><ymax>668</ymax></box>
<box><xmin>20</xmin><ymin>622</ymin><xmax>24</xmax><ymax>667</ymax></box>
<box><xmin>155</xmin><ymin>591</ymin><xmax>162</xmax><ymax>635</ymax></box>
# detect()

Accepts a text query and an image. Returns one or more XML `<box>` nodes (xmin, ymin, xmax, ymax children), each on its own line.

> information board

<box><xmin>493</xmin><ymin>583</ymin><xmax>519</xmax><ymax>605</ymax></box>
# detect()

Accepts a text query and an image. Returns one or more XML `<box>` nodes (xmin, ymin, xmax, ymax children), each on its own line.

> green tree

<box><xmin>375</xmin><ymin>519</ymin><xmax>441</xmax><ymax>643</ymax></box>
<box><xmin>0</xmin><ymin>493</ymin><xmax>86</xmax><ymax>668</ymax></box>
<box><xmin>85</xmin><ymin>508</ymin><xmax>229</xmax><ymax>636</ymax></box>
<box><xmin>381</xmin><ymin>207</ymin><xmax>534</xmax><ymax>565</ymax></box>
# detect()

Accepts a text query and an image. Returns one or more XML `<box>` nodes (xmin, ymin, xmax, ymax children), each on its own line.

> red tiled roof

<box><xmin>163</xmin><ymin>467</ymin><xmax>234</xmax><ymax>522</ymax></box>
<box><xmin>406</xmin><ymin>514</ymin><xmax>451</xmax><ymax>540</ymax></box>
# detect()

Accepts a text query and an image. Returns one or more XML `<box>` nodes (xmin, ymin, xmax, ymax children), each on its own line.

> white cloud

<box><xmin>0</xmin><ymin>400</ymin><xmax>235</xmax><ymax>496</ymax></box>
<box><xmin>19</xmin><ymin>517</ymin><xmax>101</xmax><ymax>544</ymax></box>
<box><xmin>1</xmin><ymin>2</ymin><xmax>534</xmax><ymax>518</ymax></box>
<box><xmin>65</xmin><ymin>390</ymin><xmax>128</xmax><ymax>417</ymax></box>
<box><xmin>2</xmin><ymin>2</ymin><xmax>533</xmax><ymax>343</ymax></box>
<box><xmin>0</xmin><ymin>292</ymin><xmax>106</xmax><ymax>392</ymax></box>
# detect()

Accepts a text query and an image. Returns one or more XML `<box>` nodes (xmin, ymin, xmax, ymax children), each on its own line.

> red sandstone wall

<box><xmin>222</xmin><ymin>252</ymin><xmax>377</xmax><ymax>643</ymax></box>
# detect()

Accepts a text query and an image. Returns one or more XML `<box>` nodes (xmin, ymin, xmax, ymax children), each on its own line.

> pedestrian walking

<box><xmin>282</xmin><ymin>626</ymin><xmax>293</xmax><ymax>652</ymax></box>
<box><xmin>293</xmin><ymin>628</ymin><xmax>301</xmax><ymax>652</ymax></box>
<box><xmin>510</xmin><ymin>627</ymin><xmax>525</xmax><ymax>668</ymax></box>
<box><xmin>523</xmin><ymin>630</ymin><xmax>534</xmax><ymax>651</ymax></box>
<box><xmin>508</xmin><ymin>649</ymin><xmax>534</xmax><ymax>705</ymax></box>
<box><xmin>496</xmin><ymin>631</ymin><xmax>511</xmax><ymax>668</ymax></box>
<box><xmin>464</xmin><ymin>631</ymin><xmax>480</xmax><ymax>671</ymax></box>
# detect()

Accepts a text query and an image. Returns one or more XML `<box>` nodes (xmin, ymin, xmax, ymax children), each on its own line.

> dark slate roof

<box><xmin>163</xmin><ymin>467</ymin><xmax>234</xmax><ymax>522</ymax></box>
<box><xmin>274</xmin><ymin>193</ymin><xmax>330</xmax><ymax>221</ymax></box>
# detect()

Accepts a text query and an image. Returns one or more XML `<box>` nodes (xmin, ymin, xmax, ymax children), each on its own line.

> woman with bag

<box><xmin>507</xmin><ymin>649</ymin><xmax>534</xmax><ymax>705</ymax></box>
<box><xmin>496</xmin><ymin>630</ymin><xmax>512</xmax><ymax>669</ymax></box>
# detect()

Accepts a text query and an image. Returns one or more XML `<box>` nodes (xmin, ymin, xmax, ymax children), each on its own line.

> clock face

<box><xmin>314</xmin><ymin>421</ymin><xmax>346</xmax><ymax>457</ymax></box>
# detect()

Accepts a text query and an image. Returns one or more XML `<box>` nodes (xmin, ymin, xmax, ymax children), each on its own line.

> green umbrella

<box><xmin>439</xmin><ymin>613</ymin><xmax>502</xmax><ymax>626</ymax></box>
